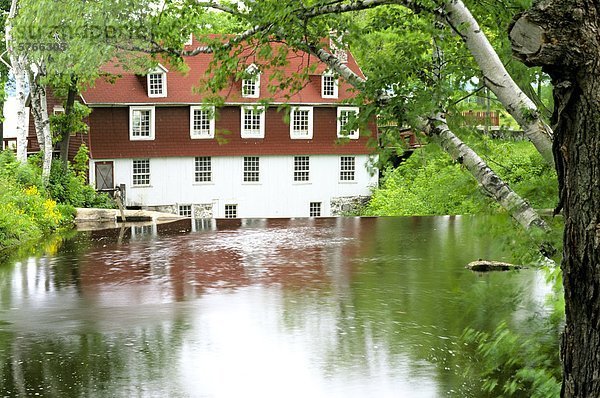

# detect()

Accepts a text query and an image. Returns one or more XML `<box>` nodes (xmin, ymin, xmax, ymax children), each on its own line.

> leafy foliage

<box><xmin>47</xmin><ymin>160</ymin><xmax>113</xmax><ymax>209</ymax></box>
<box><xmin>0</xmin><ymin>151</ymin><xmax>73</xmax><ymax>250</ymax></box>
<box><xmin>49</xmin><ymin>102</ymin><xmax>91</xmax><ymax>143</ymax></box>
<box><xmin>367</xmin><ymin>133</ymin><xmax>557</xmax><ymax>217</ymax></box>
<box><xmin>461</xmin><ymin>319</ymin><xmax>561</xmax><ymax>397</ymax></box>
<box><xmin>366</xmin><ymin>143</ymin><xmax>485</xmax><ymax>216</ymax></box>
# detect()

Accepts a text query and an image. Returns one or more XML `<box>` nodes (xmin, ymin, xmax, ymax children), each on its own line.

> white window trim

<box><xmin>132</xmin><ymin>159</ymin><xmax>151</xmax><ymax>187</ymax></box>
<box><xmin>242</xmin><ymin>64</ymin><xmax>260</xmax><ymax>98</ymax></box>
<box><xmin>321</xmin><ymin>72</ymin><xmax>338</xmax><ymax>99</ymax></box>
<box><xmin>242</xmin><ymin>156</ymin><xmax>261</xmax><ymax>184</ymax></box>
<box><xmin>193</xmin><ymin>156</ymin><xmax>213</xmax><ymax>185</ymax></box>
<box><xmin>293</xmin><ymin>155</ymin><xmax>311</xmax><ymax>184</ymax></box>
<box><xmin>147</xmin><ymin>68</ymin><xmax>167</xmax><ymax>98</ymax></box>
<box><xmin>240</xmin><ymin>106</ymin><xmax>266</xmax><ymax>138</ymax></box>
<box><xmin>129</xmin><ymin>106</ymin><xmax>155</xmax><ymax>141</ymax></box>
<box><xmin>190</xmin><ymin>106</ymin><xmax>215</xmax><ymax>139</ymax></box>
<box><xmin>339</xmin><ymin>156</ymin><xmax>357</xmax><ymax>183</ymax></box>
<box><xmin>337</xmin><ymin>106</ymin><xmax>360</xmax><ymax>139</ymax></box>
<box><xmin>289</xmin><ymin>106</ymin><xmax>314</xmax><ymax>139</ymax></box>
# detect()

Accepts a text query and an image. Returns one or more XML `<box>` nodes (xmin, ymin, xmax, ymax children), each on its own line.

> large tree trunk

<box><xmin>440</xmin><ymin>0</ymin><xmax>555</xmax><ymax>167</ymax></box>
<box><xmin>5</xmin><ymin>0</ymin><xmax>28</xmax><ymax>163</ymax></box>
<box><xmin>511</xmin><ymin>2</ymin><xmax>600</xmax><ymax>397</ymax></box>
<box><xmin>28</xmin><ymin>68</ymin><xmax>52</xmax><ymax>186</ymax></box>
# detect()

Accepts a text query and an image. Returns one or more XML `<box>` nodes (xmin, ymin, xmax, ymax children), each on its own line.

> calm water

<box><xmin>0</xmin><ymin>216</ymin><xmax>551</xmax><ymax>397</ymax></box>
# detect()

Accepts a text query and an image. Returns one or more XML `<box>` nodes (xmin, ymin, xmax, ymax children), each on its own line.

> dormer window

<box><xmin>322</xmin><ymin>71</ymin><xmax>338</xmax><ymax>99</ymax></box>
<box><xmin>242</xmin><ymin>64</ymin><xmax>260</xmax><ymax>98</ymax></box>
<box><xmin>147</xmin><ymin>65</ymin><xmax>168</xmax><ymax>98</ymax></box>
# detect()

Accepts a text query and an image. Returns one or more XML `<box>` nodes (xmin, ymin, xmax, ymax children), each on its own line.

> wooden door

<box><xmin>95</xmin><ymin>161</ymin><xmax>114</xmax><ymax>190</ymax></box>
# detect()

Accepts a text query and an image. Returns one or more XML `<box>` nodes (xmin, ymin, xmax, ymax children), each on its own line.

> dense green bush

<box><xmin>366</xmin><ymin>134</ymin><xmax>558</xmax><ymax>216</ymax></box>
<box><xmin>0</xmin><ymin>149</ymin><xmax>112</xmax><ymax>250</ymax></box>
<box><xmin>0</xmin><ymin>151</ymin><xmax>72</xmax><ymax>249</ymax></box>
<box><xmin>48</xmin><ymin>160</ymin><xmax>113</xmax><ymax>208</ymax></box>
<box><xmin>366</xmin><ymin>144</ymin><xmax>487</xmax><ymax>216</ymax></box>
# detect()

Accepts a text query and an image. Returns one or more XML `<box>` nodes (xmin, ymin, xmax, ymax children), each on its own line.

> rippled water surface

<box><xmin>0</xmin><ymin>217</ymin><xmax>550</xmax><ymax>397</ymax></box>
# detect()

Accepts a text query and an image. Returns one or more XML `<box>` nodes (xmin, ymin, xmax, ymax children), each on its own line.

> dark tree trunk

<box><xmin>59</xmin><ymin>80</ymin><xmax>77</xmax><ymax>164</ymax></box>
<box><xmin>511</xmin><ymin>1</ymin><xmax>600</xmax><ymax>397</ymax></box>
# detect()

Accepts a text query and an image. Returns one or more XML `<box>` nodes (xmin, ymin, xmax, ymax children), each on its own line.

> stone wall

<box><xmin>330</xmin><ymin>196</ymin><xmax>370</xmax><ymax>216</ymax></box>
<box><xmin>145</xmin><ymin>203</ymin><xmax>213</xmax><ymax>219</ymax></box>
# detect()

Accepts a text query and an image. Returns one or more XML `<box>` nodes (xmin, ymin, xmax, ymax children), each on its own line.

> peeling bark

<box><xmin>427</xmin><ymin>113</ymin><xmax>550</xmax><ymax>231</ymax></box>
<box><xmin>28</xmin><ymin>67</ymin><xmax>52</xmax><ymax>186</ymax></box>
<box><xmin>511</xmin><ymin>1</ymin><xmax>600</xmax><ymax>396</ymax></box>
<box><xmin>440</xmin><ymin>0</ymin><xmax>555</xmax><ymax>167</ymax></box>
<box><xmin>5</xmin><ymin>0</ymin><xmax>28</xmax><ymax>163</ymax></box>
<box><xmin>305</xmin><ymin>41</ymin><xmax>549</xmax><ymax>232</ymax></box>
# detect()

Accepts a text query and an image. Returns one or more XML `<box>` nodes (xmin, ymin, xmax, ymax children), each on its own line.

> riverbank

<box><xmin>75</xmin><ymin>208</ymin><xmax>185</xmax><ymax>231</ymax></box>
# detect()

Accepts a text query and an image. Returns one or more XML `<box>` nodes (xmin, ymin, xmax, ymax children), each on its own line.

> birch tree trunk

<box><xmin>306</xmin><ymin>42</ymin><xmax>549</xmax><ymax>232</ymax></box>
<box><xmin>511</xmin><ymin>2</ymin><xmax>600</xmax><ymax>396</ymax></box>
<box><xmin>5</xmin><ymin>0</ymin><xmax>28</xmax><ymax>163</ymax></box>
<box><xmin>439</xmin><ymin>0</ymin><xmax>555</xmax><ymax>167</ymax></box>
<box><xmin>28</xmin><ymin>67</ymin><xmax>52</xmax><ymax>186</ymax></box>
<box><xmin>427</xmin><ymin>113</ymin><xmax>549</xmax><ymax>231</ymax></box>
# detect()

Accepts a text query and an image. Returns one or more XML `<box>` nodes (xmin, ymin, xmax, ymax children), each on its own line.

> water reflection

<box><xmin>0</xmin><ymin>216</ymin><xmax>548</xmax><ymax>397</ymax></box>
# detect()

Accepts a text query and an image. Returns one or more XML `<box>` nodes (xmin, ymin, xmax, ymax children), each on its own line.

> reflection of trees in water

<box><xmin>0</xmin><ymin>234</ymin><xmax>191</xmax><ymax>398</ymax></box>
<box><xmin>0</xmin><ymin>317</ymin><xmax>190</xmax><ymax>397</ymax></box>
<box><xmin>0</xmin><ymin>216</ymin><xmax>555</xmax><ymax>396</ymax></box>
<box><xmin>277</xmin><ymin>216</ymin><xmax>543</xmax><ymax>396</ymax></box>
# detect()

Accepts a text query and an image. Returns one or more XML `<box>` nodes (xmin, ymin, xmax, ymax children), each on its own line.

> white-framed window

<box><xmin>241</xmin><ymin>106</ymin><xmax>265</xmax><ymax>138</ymax></box>
<box><xmin>243</xmin><ymin>156</ymin><xmax>260</xmax><ymax>182</ymax></box>
<box><xmin>290</xmin><ymin>107</ymin><xmax>313</xmax><ymax>139</ymax></box>
<box><xmin>337</xmin><ymin>106</ymin><xmax>360</xmax><ymax>139</ymax></box>
<box><xmin>322</xmin><ymin>71</ymin><xmax>338</xmax><ymax>98</ymax></box>
<box><xmin>194</xmin><ymin>156</ymin><xmax>212</xmax><ymax>183</ymax></box>
<box><xmin>132</xmin><ymin>159</ymin><xmax>150</xmax><ymax>186</ymax></box>
<box><xmin>147</xmin><ymin>65</ymin><xmax>167</xmax><ymax>98</ymax></box>
<box><xmin>129</xmin><ymin>106</ymin><xmax>155</xmax><ymax>140</ymax></box>
<box><xmin>225</xmin><ymin>204</ymin><xmax>237</xmax><ymax>219</ymax></box>
<box><xmin>184</xmin><ymin>33</ymin><xmax>193</xmax><ymax>46</ymax></box>
<box><xmin>310</xmin><ymin>202</ymin><xmax>321</xmax><ymax>217</ymax></box>
<box><xmin>340</xmin><ymin>156</ymin><xmax>355</xmax><ymax>182</ymax></box>
<box><xmin>179</xmin><ymin>204</ymin><xmax>192</xmax><ymax>218</ymax></box>
<box><xmin>294</xmin><ymin>156</ymin><xmax>310</xmax><ymax>182</ymax></box>
<box><xmin>190</xmin><ymin>106</ymin><xmax>215</xmax><ymax>139</ymax></box>
<box><xmin>242</xmin><ymin>64</ymin><xmax>260</xmax><ymax>98</ymax></box>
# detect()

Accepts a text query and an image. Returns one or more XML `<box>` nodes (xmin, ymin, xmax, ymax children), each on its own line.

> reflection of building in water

<box><xmin>76</xmin><ymin>218</ymin><xmax>371</xmax><ymax>303</ymax></box>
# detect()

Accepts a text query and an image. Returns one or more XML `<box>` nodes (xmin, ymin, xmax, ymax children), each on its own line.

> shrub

<box><xmin>47</xmin><ymin>159</ymin><xmax>114</xmax><ymax>208</ymax></box>
<box><xmin>0</xmin><ymin>150</ymin><xmax>81</xmax><ymax>250</ymax></box>
<box><xmin>367</xmin><ymin>135</ymin><xmax>558</xmax><ymax>216</ymax></box>
<box><xmin>366</xmin><ymin>144</ymin><xmax>488</xmax><ymax>216</ymax></box>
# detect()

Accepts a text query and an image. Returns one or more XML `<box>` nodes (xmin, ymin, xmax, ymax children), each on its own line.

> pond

<box><xmin>0</xmin><ymin>216</ymin><xmax>551</xmax><ymax>397</ymax></box>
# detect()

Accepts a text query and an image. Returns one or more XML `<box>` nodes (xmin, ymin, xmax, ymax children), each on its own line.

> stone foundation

<box><xmin>145</xmin><ymin>204</ymin><xmax>213</xmax><ymax>219</ymax></box>
<box><xmin>330</xmin><ymin>196</ymin><xmax>371</xmax><ymax>216</ymax></box>
<box><xmin>194</xmin><ymin>204</ymin><xmax>213</xmax><ymax>219</ymax></box>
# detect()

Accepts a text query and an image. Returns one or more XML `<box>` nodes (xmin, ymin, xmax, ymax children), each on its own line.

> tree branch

<box><xmin>301</xmin><ymin>0</ymin><xmax>422</xmax><ymax>18</ymax></box>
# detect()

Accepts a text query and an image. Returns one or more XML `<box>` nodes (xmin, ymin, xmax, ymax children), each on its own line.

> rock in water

<box><xmin>466</xmin><ymin>260</ymin><xmax>525</xmax><ymax>272</ymax></box>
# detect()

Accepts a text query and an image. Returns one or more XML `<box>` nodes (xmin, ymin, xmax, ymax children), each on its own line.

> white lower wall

<box><xmin>90</xmin><ymin>155</ymin><xmax>377</xmax><ymax>218</ymax></box>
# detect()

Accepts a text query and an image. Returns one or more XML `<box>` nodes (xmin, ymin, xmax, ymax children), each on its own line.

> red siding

<box><xmin>88</xmin><ymin>106</ymin><xmax>376</xmax><ymax>160</ymax></box>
